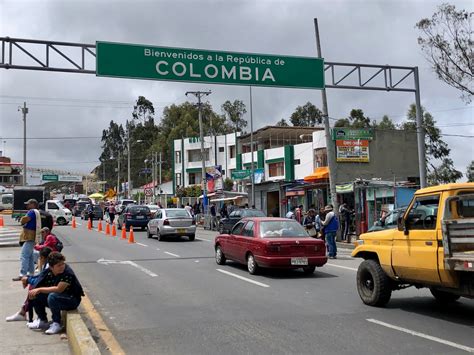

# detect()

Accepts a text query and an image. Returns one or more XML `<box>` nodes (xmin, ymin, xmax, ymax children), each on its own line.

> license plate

<box><xmin>291</xmin><ymin>257</ymin><xmax>308</xmax><ymax>266</ymax></box>
<box><xmin>136</xmin><ymin>215</ymin><xmax>144</xmax><ymax>219</ymax></box>
<box><xmin>177</xmin><ymin>228</ymin><xmax>186</xmax><ymax>233</ymax></box>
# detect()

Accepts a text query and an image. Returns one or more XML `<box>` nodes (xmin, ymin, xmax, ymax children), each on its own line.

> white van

<box><xmin>0</xmin><ymin>193</ymin><xmax>13</xmax><ymax>211</ymax></box>
<box><xmin>45</xmin><ymin>200</ymin><xmax>72</xmax><ymax>225</ymax></box>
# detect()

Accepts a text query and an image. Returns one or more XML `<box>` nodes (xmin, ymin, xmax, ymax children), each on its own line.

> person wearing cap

<box><xmin>13</xmin><ymin>199</ymin><xmax>42</xmax><ymax>281</ymax></box>
<box><xmin>322</xmin><ymin>204</ymin><xmax>339</xmax><ymax>259</ymax></box>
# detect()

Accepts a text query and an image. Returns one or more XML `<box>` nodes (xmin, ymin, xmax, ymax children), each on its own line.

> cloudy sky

<box><xmin>0</xmin><ymin>0</ymin><xmax>472</xmax><ymax>178</ymax></box>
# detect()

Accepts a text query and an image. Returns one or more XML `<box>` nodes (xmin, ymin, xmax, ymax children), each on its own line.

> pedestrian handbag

<box><xmin>305</xmin><ymin>224</ymin><xmax>318</xmax><ymax>237</ymax></box>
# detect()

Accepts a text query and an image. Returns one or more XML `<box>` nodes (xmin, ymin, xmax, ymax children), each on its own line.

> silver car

<box><xmin>147</xmin><ymin>208</ymin><xmax>196</xmax><ymax>241</ymax></box>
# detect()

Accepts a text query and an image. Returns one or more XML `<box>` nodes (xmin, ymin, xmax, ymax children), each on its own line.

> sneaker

<box><xmin>6</xmin><ymin>312</ymin><xmax>26</xmax><ymax>322</ymax></box>
<box><xmin>45</xmin><ymin>322</ymin><xmax>62</xmax><ymax>335</ymax></box>
<box><xmin>12</xmin><ymin>276</ymin><xmax>23</xmax><ymax>281</ymax></box>
<box><xmin>27</xmin><ymin>318</ymin><xmax>49</xmax><ymax>330</ymax></box>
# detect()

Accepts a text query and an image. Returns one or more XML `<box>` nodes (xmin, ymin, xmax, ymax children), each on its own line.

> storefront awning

<box><xmin>303</xmin><ymin>166</ymin><xmax>329</xmax><ymax>182</ymax></box>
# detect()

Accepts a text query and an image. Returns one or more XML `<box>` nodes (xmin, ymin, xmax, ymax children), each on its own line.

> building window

<box><xmin>268</xmin><ymin>162</ymin><xmax>285</xmax><ymax>177</ymax></box>
<box><xmin>219</xmin><ymin>147</ymin><xmax>225</xmax><ymax>153</ymax></box>
<box><xmin>175</xmin><ymin>173</ymin><xmax>182</xmax><ymax>187</ymax></box>
<box><xmin>314</xmin><ymin>148</ymin><xmax>327</xmax><ymax>167</ymax></box>
<box><xmin>229</xmin><ymin>145</ymin><xmax>236</xmax><ymax>159</ymax></box>
<box><xmin>188</xmin><ymin>172</ymin><xmax>202</xmax><ymax>185</ymax></box>
<box><xmin>294</xmin><ymin>159</ymin><xmax>301</xmax><ymax>165</ymax></box>
<box><xmin>188</xmin><ymin>148</ymin><xmax>209</xmax><ymax>162</ymax></box>
<box><xmin>175</xmin><ymin>151</ymin><xmax>181</xmax><ymax>164</ymax></box>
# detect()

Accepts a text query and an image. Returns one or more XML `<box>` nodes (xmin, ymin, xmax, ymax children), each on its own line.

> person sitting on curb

<box><xmin>27</xmin><ymin>252</ymin><xmax>84</xmax><ymax>334</ymax></box>
<box><xmin>5</xmin><ymin>247</ymin><xmax>53</xmax><ymax>323</ymax></box>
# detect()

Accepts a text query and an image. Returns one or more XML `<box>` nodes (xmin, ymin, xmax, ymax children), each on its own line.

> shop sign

<box><xmin>42</xmin><ymin>174</ymin><xmax>59</xmax><ymax>181</ymax></box>
<box><xmin>336</xmin><ymin>140</ymin><xmax>369</xmax><ymax>163</ymax></box>
<box><xmin>332</xmin><ymin>128</ymin><xmax>374</xmax><ymax>141</ymax></box>
<box><xmin>336</xmin><ymin>183</ymin><xmax>354</xmax><ymax>193</ymax></box>
<box><xmin>58</xmin><ymin>175</ymin><xmax>82</xmax><ymax>182</ymax></box>
<box><xmin>0</xmin><ymin>166</ymin><xmax>12</xmax><ymax>174</ymax></box>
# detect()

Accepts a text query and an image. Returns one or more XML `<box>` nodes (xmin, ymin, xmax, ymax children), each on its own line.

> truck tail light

<box><xmin>125</xmin><ymin>213</ymin><xmax>132</xmax><ymax>218</ymax></box>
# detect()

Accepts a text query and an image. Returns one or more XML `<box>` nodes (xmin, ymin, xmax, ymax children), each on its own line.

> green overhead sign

<box><xmin>331</xmin><ymin>128</ymin><xmax>374</xmax><ymax>141</ymax></box>
<box><xmin>42</xmin><ymin>174</ymin><xmax>58</xmax><ymax>181</ymax></box>
<box><xmin>96</xmin><ymin>41</ymin><xmax>325</xmax><ymax>89</ymax></box>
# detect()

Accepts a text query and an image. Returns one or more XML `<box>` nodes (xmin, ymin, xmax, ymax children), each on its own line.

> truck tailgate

<box><xmin>443</xmin><ymin>218</ymin><xmax>474</xmax><ymax>272</ymax></box>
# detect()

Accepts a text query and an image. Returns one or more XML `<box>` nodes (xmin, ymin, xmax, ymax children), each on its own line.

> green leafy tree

<box><xmin>467</xmin><ymin>161</ymin><xmax>474</xmax><ymax>182</ymax></box>
<box><xmin>402</xmin><ymin>103</ymin><xmax>461</xmax><ymax>184</ymax></box>
<box><xmin>222</xmin><ymin>100</ymin><xmax>248</xmax><ymax>132</ymax></box>
<box><xmin>289</xmin><ymin>102</ymin><xmax>323</xmax><ymax>126</ymax></box>
<box><xmin>132</xmin><ymin>96</ymin><xmax>155</xmax><ymax>123</ymax></box>
<box><xmin>98</xmin><ymin>120</ymin><xmax>126</xmax><ymax>188</ymax></box>
<box><xmin>416</xmin><ymin>3</ymin><xmax>473</xmax><ymax>103</ymax></box>
<box><xmin>276</xmin><ymin>118</ymin><xmax>289</xmax><ymax>127</ymax></box>
<box><xmin>375</xmin><ymin>115</ymin><xmax>396</xmax><ymax>130</ymax></box>
<box><xmin>223</xmin><ymin>177</ymin><xmax>234</xmax><ymax>191</ymax></box>
<box><xmin>333</xmin><ymin>109</ymin><xmax>373</xmax><ymax>128</ymax></box>
<box><xmin>427</xmin><ymin>158</ymin><xmax>463</xmax><ymax>185</ymax></box>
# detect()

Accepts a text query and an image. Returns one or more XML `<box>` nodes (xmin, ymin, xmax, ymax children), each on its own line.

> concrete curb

<box><xmin>66</xmin><ymin>310</ymin><xmax>100</xmax><ymax>355</ymax></box>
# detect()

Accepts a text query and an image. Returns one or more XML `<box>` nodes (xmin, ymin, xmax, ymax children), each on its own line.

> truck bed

<box><xmin>442</xmin><ymin>218</ymin><xmax>474</xmax><ymax>272</ymax></box>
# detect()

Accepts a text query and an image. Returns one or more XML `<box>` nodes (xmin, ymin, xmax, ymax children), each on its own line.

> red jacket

<box><xmin>34</xmin><ymin>234</ymin><xmax>58</xmax><ymax>252</ymax></box>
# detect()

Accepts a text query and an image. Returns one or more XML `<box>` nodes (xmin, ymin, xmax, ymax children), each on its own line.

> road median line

<box><xmin>367</xmin><ymin>318</ymin><xmax>474</xmax><ymax>353</ymax></box>
<box><xmin>326</xmin><ymin>263</ymin><xmax>357</xmax><ymax>271</ymax></box>
<box><xmin>216</xmin><ymin>268</ymin><xmax>270</xmax><ymax>288</ymax></box>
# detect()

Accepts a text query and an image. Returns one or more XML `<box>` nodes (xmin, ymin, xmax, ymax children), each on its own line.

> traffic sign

<box><xmin>144</xmin><ymin>188</ymin><xmax>153</xmax><ymax>196</ymax></box>
<box><xmin>96</xmin><ymin>41</ymin><xmax>325</xmax><ymax>89</ymax></box>
<box><xmin>42</xmin><ymin>174</ymin><xmax>58</xmax><ymax>181</ymax></box>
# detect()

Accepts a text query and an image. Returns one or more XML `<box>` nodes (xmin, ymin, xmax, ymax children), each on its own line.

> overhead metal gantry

<box><xmin>0</xmin><ymin>36</ymin><xmax>426</xmax><ymax>187</ymax></box>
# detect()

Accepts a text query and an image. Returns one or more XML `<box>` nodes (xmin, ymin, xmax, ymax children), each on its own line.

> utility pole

<box><xmin>117</xmin><ymin>152</ymin><xmax>120</xmax><ymax>198</ymax></box>
<box><xmin>19</xmin><ymin>102</ymin><xmax>28</xmax><ymax>186</ymax></box>
<box><xmin>127</xmin><ymin>125</ymin><xmax>131</xmax><ymax>199</ymax></box>
<box><xmin>159</xmin><ymin>152</ymin><xmax>162</xmax><ymax>193</ymax></box>
<box><xmin>314</xmin><ymin>18</ymin><xmax>338</xmax><ymax>212</ymax></box>
<box><xmin>249</xmin><ymin>86</ymin><xmax>255</xmax><ymax>207</ymax></box>
<box><xmin>414</xmin><ymin>67</ymin><xmax>427</xmax><ymax>188</ymax></box>
<box><xmin>152</xmin><ymin>152</ymin><xmax>156</xmax><ymax>203</ymax></box>
<box><xmin>186</xmin><ymin>90</ymin><xmax>211</xmax><ymax>212</ymax></box>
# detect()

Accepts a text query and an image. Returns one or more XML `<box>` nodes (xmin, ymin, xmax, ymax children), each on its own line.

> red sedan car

<box><xmin>214</xmin><ymin>217</ymin><xmax>327</xmax><ymax>275</ymax></box>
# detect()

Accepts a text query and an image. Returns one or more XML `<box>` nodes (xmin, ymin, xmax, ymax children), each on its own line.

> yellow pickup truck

<box><xmin>352</xmin><ymin>183</ymin><xmax>474</xmax><ymax>306</ymax></box>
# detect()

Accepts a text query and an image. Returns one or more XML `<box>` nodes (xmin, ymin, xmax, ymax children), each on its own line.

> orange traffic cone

<box><xmin>111</xmin><ymin>224</ymin><xmax>117</xmax><ymax>237</ymax></box>
<box><xmin>105</xmin><ymin>222</ymin><xmax>110</xmax><ymax>235</ymax></box>
<box><xmin>87</xmin><ymin>218</ymin><xmax>92</xmax><ymax>230</ymax></box>
<box><xmin>121</xmin><ymin>224</ymin><xmax>127</xmax><ymax>239</ymax></box>
<box><xmin>128</xmin><ymin>226</ymin><xmax>135</xmax><ymax>244</ymax></box>
<box><xmin>0</xmin><ymin>215</ymin><xmax>4</xmax><ymax>227</ymax></box>
<box><xmin>71</xmin><ymin>216</ymin><xmax>76</xmax><ymax>229</ymax></box>
<box><xmin>98</xmin><ymin>219</ymin><xmax>103</xmax><ymax>232</ymax></box>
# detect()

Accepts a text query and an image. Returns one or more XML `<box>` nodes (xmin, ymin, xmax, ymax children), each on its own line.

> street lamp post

<box><xmin>126</xmin><ymin>124</ymin><xmax>143</xmax><ymax>199</ymax></box>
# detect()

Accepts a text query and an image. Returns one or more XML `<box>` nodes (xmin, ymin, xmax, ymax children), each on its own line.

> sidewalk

<box><xmin>0</xmin><ymin>248</ymin><xmax>70</xmax><ymax>354</ymax></box>
<box><xmin>0</xmin><ymin>215</ymin><xmax>22</xmax><ymax>248</ymax></box>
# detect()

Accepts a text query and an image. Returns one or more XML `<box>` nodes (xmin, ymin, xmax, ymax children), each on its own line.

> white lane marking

<box><xmin>216</xmin><ymin>269</ymin><xmax>270</xmax><ymax>288</ymax></box>
<box><xmin>76</xmin><ymin>222</ymin><xmax>82</xmax><ymax>226</ymax></box>
<box><xmin>97</xmin><ymin>258</ymin><xmax>158</xmax><ymax>277</ymax></box>
<box><xmin>136</xmin><ymin>242</ymin><xmax>148</xmax><ymax>247</ymax></box>
<box><xmin>164</xmin><ymin>251</ymin><xmax>180</xmax><ymax>257</ymax></box>
<box><xmin>125</xmin><ymin>261</ymin><xmax>158</xmax><ymax>277</ymax></box>
<box><xmin>326</xmin><ymin>263</ymin><xmax>358</xmax><ymax>271</ymax></box>
<box><xmin>367</xmin><ymin>319</ymin><xmax>474</xmax><ymax>353</ymax></box>
<box><xmin>196</xmin><ymin>237</ymin><xmax>212</xmax><ymax>242</ymax></box>
<box><xmin>195</xmin><ymin>260</ymin><xmax>199</xmax><ymax>263</ymax></box>
<box><xmin>156</xmin><ymin>248</ymin><xmax>161</xmax><ymax>251</ymax></box>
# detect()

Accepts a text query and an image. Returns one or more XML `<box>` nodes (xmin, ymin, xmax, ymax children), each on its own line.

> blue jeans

<box><xmin>325</xmin><ymin>231</ymin><xmax>337</xmax><ymax>257</ymax></box>
<box><xmin>31</xmin><ymin>292</ymin><xmax>81</xmax><ymax>323</ymax></box>
<box><xmin>20</xmin><ymin>240</ymin><xmax>35</xmax><ymax>276</ymax></box>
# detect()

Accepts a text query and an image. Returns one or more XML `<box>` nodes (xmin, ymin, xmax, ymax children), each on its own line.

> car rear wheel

<box><xmin>302</xmin><ymin>266</ymin><xmax>316</xmax><ymax>275</ymax></box>
<box><xmin>218</xmin><ymin>223</ymin><xmax>224</xmax><ymax>234</ymax></box>
<box><xmin>356</xmin><ymin>259</ymin><xmax>392</xmax><ymax>307</ymax></box>
<box><xmin>189</xmin><ymin>234</ymin><xmax>195</xmax><ymax>241</ymax></box>
<box><xmin>157</xmin><ymin>230</ymin><xmax>164</xmax><ymax>241</ymax></box>
<box><xmin>215</xmin><ymin>246</ymin><xmax>226</xmax><ymax>265</ymax></box>
<box><xmin>247</xmin><ymin>253</ymin><xmax>259</xmax><ymax>275</ymax></box>
<box><xmin>430</xmin><ymin>288</ymin><xmax>461</xmax><ymax>303</ymax></box>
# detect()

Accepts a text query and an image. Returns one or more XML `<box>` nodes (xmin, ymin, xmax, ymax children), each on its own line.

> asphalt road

<box><xmin>53</xmin><ymin>220</ymin><xmax>474</xmax><ymax>355</ymax></box>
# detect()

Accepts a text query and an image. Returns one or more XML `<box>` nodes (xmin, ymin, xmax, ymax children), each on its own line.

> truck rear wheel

<box><xmin>357</xmin><ymin>259</ymin><xmax>392</xmax><ymax>307</ymax></box>
<box><xmin>430</xmin><ymin>288</ymin><xmax>460</xmax><ymax>303</ymax></box>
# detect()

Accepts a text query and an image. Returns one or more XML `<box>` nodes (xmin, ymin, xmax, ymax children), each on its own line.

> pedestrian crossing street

<box><xmin>0</xmin><ymin>227</ymin><xmax>20</xmax><ymax>247</ymax></box>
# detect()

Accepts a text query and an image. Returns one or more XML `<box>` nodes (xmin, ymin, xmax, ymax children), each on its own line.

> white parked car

<box><xmin>147</xmin><ymin>208</ymin><xmax>196</xmax><ymax>241</ymax></box>
<box><xmin>146</xmin><ymin>204</ymin><xmax>160</xmax><ymax>218</ymax></box>
<box><xmin>116</xmin><ymin>199</ymin><xmax>135</xmax><ymax>214</ymax></box>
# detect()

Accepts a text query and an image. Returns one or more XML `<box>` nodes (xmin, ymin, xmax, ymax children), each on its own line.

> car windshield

<box><xmin>122</xmin><ymin>200</ymin><xmax>134</xmax><ymax>206</ymax></box>
<box><xmin>55</xmin><ymin>201</ymin><xmax>65</xmax><ymax>209</ymax></box>
<box><xmin>243</xmin><ymin>209</ymin><xmax>266</xmax><ymax>217</ymax></box>
<box><xmin>165</xmin><ymin>209</ymin><xmax>190</xmax><ymax>218</ymax></box>
<box><xmin>259</xmin><ymin>220</ymin><xmax>309</xmax><ymax>238</ymax></box>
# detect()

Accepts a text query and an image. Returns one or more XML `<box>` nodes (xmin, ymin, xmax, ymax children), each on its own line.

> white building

<box><xmin>173</xmin><ymin>132</ymin><xmax>240</xmax><ymax>193</ymax></box>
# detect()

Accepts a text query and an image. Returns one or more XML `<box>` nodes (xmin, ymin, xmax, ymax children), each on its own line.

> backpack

<box><xmin>54</xmin><ymin>236</ymin><xmax>64</xmax><ymax>252</ymax></box>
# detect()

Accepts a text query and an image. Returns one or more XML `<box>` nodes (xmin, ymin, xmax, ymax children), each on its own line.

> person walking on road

<box><xmin>86</xmin><ymin>204</ymin><xmax>94</xmax><ymax>227</ymax></box>
<box><xmin>295</xmin><ymin>205</ymin><xmax>304</xmax><ymax>225</ymax></box>
<box><xmin>27</xmin><ymin>252</ymin><xmax>84</xmax><ymax>334</ymax></box>
<box><xmin>322</xmin><ymin>205</ymin><xmax>339</xmax><ymax>259</ymax></box>
<box><xmin>13</xmin><ymin>199</ymin><xmax>42</xmax><ymax>281</ymax></box>
<box><xmin>210</xmin><ymin>203</ymin><xmax>217</xmax><ymax>230</ymax></box>
<box><xmin>108</xmin><ymin>203</ymin><xmax>116</xmax><ymax>224</ymax></box>
<box><xmin>339</xmin><ymin>203</ymin><xmax>353</xmax><ymax>242</ymax></box>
